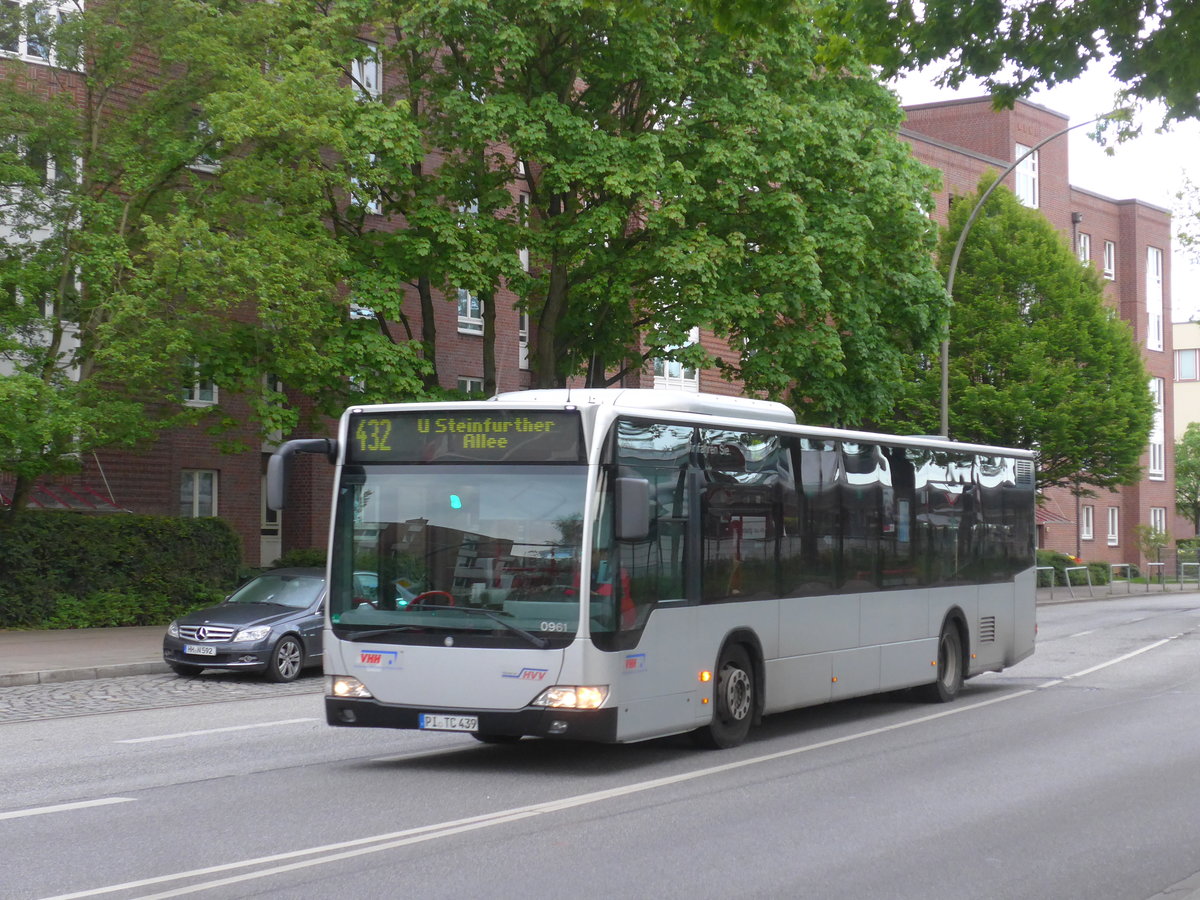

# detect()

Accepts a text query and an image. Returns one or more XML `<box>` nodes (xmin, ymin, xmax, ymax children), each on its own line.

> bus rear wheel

<box><xmin>917</xmin><ymin>620</ymin><xmax>964</xmax><ymax>703</ymax></box>
<box><xmin>692</xmin><ymin>644</ymin><xmax>754</xmax><ymax>749</ymax></box>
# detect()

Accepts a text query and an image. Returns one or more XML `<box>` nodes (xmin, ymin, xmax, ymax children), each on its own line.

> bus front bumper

<box><xmin>325</xmin><ymin>696</ymin><xmax>619</xmax><ymax>742</ymax></box>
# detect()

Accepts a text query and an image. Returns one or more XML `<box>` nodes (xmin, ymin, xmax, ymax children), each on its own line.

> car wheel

<box><xmin>266</xmin><ymin>636</ymin><xmax>304</xmax><ymax>683</ymax></box>
<box><xmin>692</xmin><ymin>643</ymin><xmax>755</xmax><ymax>749</ymax></box>
<box><xmin>168</xmin><ymin>662</ymin><xmax>205</xmax><ymax>677</ymax></box>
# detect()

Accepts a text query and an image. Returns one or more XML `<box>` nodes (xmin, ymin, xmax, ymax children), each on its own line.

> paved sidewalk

<box><xmin>0</xmin><ymin>626</ymin><xmax>167</xmax><ymax>688</ymax></box>
<box><xmin>2</xmin><ymin>584</ymin><xmax>1196</xmax><ymax>688</ymax></box>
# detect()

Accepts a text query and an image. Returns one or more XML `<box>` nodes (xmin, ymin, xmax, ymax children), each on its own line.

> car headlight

<box><xmin>167</xmin><ymin>621</ymin><xmax>179</xmax><ymax>638</ymax></box>
<box><xmin>329</xmin><ymin>676</ymin><xmax>373</xmax><ymax>698</ymax></box>
<box><xmin>530</xmin><ymin>685</ymin><xmax>609</xmax><ymax>709</ymax></box>
<box><xmin>233</xmin><ymin>625</ymin><xmax>271</xmax><ymax>643</ymax></box>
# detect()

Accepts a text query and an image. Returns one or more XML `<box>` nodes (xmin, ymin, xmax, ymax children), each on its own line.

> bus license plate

<box><xmin>419</xmin><ymin>713</ymin><xmax>478</xmax><ymax>732</ymax></box>
<box><xmin>184</xmin><ymin>644</ymin><xmax>217</xmax><ymax>656</ymax></box>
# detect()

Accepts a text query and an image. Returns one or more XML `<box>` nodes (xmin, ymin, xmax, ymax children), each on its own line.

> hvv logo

<box><xmin>502</xmin><ymin>668</ymin><xmax>548</xmax><ymax>681</ymax></box>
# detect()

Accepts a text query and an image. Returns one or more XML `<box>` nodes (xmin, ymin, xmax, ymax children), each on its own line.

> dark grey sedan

<box><xmin>162</xmin><ymin>568</ymin><xmax>325</xmax><ymax>682</ymax></box>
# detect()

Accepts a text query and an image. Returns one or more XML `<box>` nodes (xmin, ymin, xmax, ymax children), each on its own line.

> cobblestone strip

<box><xmin>0</xmin><ymin>672</ymin><xmax>322</xmax><ymax>724</ymax></box>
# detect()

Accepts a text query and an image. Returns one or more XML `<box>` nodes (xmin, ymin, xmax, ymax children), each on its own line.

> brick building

<box><xmin>3</xmin><ymin>9</ymin><xmax>1174</xmax><ymax>571</ymax></box>
<box><xmin>901</xmin><ymin>97</ymin><xmax>1175</xmax><ymax>566</ymax></box>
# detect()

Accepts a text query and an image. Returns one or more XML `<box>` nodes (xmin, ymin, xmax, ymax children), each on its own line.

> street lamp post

<box><xmin>938</xmin><ymin>110</ymin><xmax>1124</xmax><ymax>437</ymax></box>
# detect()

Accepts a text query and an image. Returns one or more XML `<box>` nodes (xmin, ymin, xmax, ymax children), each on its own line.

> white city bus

<box><xmin>268</xmin><ymin>389</ymin><xmax>1036</xmax><ymax>748</ymax></box>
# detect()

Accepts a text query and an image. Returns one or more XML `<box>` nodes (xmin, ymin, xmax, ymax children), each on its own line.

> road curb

<box><xmin>0</xmin><ymin>661</ymin><xmax>171</xmax><ymax>688</ymax></box>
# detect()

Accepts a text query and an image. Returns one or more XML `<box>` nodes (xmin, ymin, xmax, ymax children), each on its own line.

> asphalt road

<box><xmin>3</xmin><ymin>594</ymin><xmax>1200</xmax><ymax>900</ymax></box>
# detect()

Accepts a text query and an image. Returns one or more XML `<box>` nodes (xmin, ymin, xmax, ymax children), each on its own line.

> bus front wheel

<box><xmin>917</xmin><ymin>620</ymin><xmax>964</xmax><ymax>703</ymax></box>
<box><xmin>693</xmin><ymin>644</ymin><xmax>754</xmax><ymax>749</ymax></box>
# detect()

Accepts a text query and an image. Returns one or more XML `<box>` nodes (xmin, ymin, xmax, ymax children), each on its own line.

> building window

<box><xmin>182</xmin><ymin>363</ymin><xmax>217</xmax><ymax>406</ymax></box>
<box><xmin>1103</xmin><ymin>240</ymin><xmax>1116</xmax><ymax>280</ymax></box>
<box><xmin>457</xmin><ymin>376</ymin><xmax>483</xmax><ymax>395</ymax></box>
<box><xmin>351</xmin><ymin>41</ymin><xmax>380</xmax><ymax>100</ymax></box>
<box><xmin>1147</xmin><ymin>246</ymin><xmax>1164</xmax><ymax>351</ymax></box>
<box><xmin>1</xmin><ymin>0</ymin><xmax>75</xmax><ymax>67</ymax></box>
<box><xmin>1150</xmin><ymin>507</ymin><xmax>1167</xmax><ymax>536</ymax></box>
<box><xmin>1081</xmin><ymin>505</ymin><xmax>1094</xmax><ymax>541</ymax></box>
<box><xmin>457</xmin><ymin>288</ymin><xmax>483</xmax><ymax>334</ymax></box>
<box><xmin>180</xmin><ymin>470</ymin><xmax>217</xmax><ymax>518</ymax></box>
<box><xmin>518</xmin><ymin>309</ymin><xmax>530</xmax><ymax>370</ymax></box>
<box><xmin>653</xmin><ymin>326</ymin><xmax>701</xmax><ymax>392</ymax></box>
<box><xmin>1077</xmin><ymin>232</ymin><xmax>1091</xmax><ymax>264</ymax></box>
<box><xmin>1107</xmin><ymin>507</ymin><xmax>1119</xmax><ymax>546</ymax></box>
<box><xmin>1014</xmin><ymin>144</ymin><xmax>1039</xmax><ymax>208</ymax></box>
<box><xmin>1177</xmin><ymin>348</ymin><xmax>1198</xmax><ymax>381</ymax></box>
<box><xmin>1149</xmin><ymin>376</ymin><xmax>1165</xmax><ymax>479</ymax></box>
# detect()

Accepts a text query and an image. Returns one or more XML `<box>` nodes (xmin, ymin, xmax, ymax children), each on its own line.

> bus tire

<box><xmin>266</xmin><ymin>635</ymin><xmax>304</xmax><ymax>683</ymax></box>
<box><xmin>692</xmin><ymin>643</ymin><xmax>755</xmax><ymax>749</ymax></box>
<box><xmin>917</xmin><ymin>619</ymin><xmax>964</xmax><ymax>703</ymax></box>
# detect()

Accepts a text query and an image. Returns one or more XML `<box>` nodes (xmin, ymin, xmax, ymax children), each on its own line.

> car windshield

<box><xmin>330</xmin><ymin>466</ymin><xmax>586</xmax><ymax>648</ymax></box>
<box><xmin>227</xmin><ymin>573</ymin><xmax>324</xmax><ymax>610</ymax></box>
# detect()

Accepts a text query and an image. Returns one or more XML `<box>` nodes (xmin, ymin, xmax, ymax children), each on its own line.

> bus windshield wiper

<box><xmin>342</xmin><ymin>625</ymin><xmax>423</xmax><ymax>642</ymax></box>
<box><xmin>413</xmin><ymin>604</ymin><xmax>550</xmax><ymax>649</ymax></box>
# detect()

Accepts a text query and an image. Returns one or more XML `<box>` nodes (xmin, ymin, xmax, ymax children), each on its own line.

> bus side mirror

<box><xmin>615</xmin><ymin>477</ymin><xmax>650</xmax><ymax>542</ymax></box>
<box><xmin>267</xmin><ymin>438</ymin><xmax>337</xmax><ymax>511</ymax></box>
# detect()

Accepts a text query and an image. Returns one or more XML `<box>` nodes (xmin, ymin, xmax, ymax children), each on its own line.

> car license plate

<box><xmin>184</xmin><ymin>644</ymin><xmax>217</xmax><ymax>657</ymax></box>
<box><xmin>419</xmin><ymin>713</ymin><xmax>478</xmax><ymax>732</ymax></box>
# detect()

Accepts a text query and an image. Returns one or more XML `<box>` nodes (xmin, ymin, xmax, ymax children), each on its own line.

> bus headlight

<box><xmin>531</xmin><ymin>685</ymin><xmax>609</xmax><ymax>709</ymax></box>
<box><xmin>329</xmin><ymin>676</ymin><xmax>374</xmax><ymax>699</ymax></box>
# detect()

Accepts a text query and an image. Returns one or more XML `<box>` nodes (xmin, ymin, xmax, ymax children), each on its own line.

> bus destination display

<box><xmin>348</xmin><ymin>410</ymin><xmax>584</xmax><ymax>463</ymax></box>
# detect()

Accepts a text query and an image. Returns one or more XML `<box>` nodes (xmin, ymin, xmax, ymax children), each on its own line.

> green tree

<box><xmin>1175</xmin><ymin>422</ymin><xmax>1200</xmax><ymax>535</ymax></box>
<box><xmin>0</xmin><ymin>0</ymin><xmax>430</xmax><ymax>517</ymax></box>
<box><xmin>332</xmin><ymin>0</ymin><xmax>948</xmax><ymax>422</ymax></box>
<box><xmin>848</xmin><ymin>0</ymin><xmax>1200</xmax><ymax>123</ymax></box>
<box><xmin>892</xmin><ymin>174</ymin><xmax>1154</xmax><ymax>494</ymax></box>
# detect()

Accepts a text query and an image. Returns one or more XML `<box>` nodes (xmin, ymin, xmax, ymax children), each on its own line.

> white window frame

<box><xmin>351</xmin><ymin>41</ymin><xmax>381</xmax><ymax>100</ymax></box>
<box><xmin>518</xmin><ymin>309</ymin><xmax>530</xmax><ymax>370</ymax></box>
<box><xmin>1177</xmin><ymin>348</ymin><xmax>1198</xmax><ymax>382</ymax></box>
<box><xmin>1076</xmin><ymin>232</ymin><xmax>1090</xmax><ymax>264</ymax></box>
<box><xmin>653</xmin><ymin>326</ymin><xmax>701</xmax><ymax>392</ymax></box>
<box><xmin>1107</xmin><ymin>506</ymin><xmax>1119</xmax><ymax>546</ymax></box>
<box><xmin>456</xmin><ymin>288</ymin><xmax>483</xmax><ymax>334</ymax></box>
<box><xmin>1103</xmin><ymin>240</ymin><xmax>1116</xmax><ymax>280</ymax></box>
<box><xmin>457</xmin><ymin>376</ymin><xmax>484</xmax><ymax>395</ymax></box>
<box><xmin>1080</xmin><ymin>505</ymin><xmax>1094</xmax><ymax>541</ymax></box>
<box><xmin>1014</xmin><ymin>144</ymin><xmax>1039</xmax><ymax>208</ymax></box>
<box><xmin>190</xmin><ymin>117</ymin><xmax>219</xmax><ymax>173</ymax></box>
<box><xmin>180</xmin><ymin>469</ymin><xmax>217</xmax><ymax>518</ymax></box>
<box><xmin>1150</xmin><ymin>507</ymin><xmax>1167</xmax><ymax>535</ymax></box>
<box><xmin>1</xmin><ymin>0</ymin><xmax>75</xmax><ymax>68</ymax></box>
<box><xmin>182</xmin><ymin>363</ymin><xmax>217</xmax><ymax>406</ymax></box>
<box><xmin>1146</xmin><ymin>246</ymin><xmax>1164</xmax><ymax>351</ymax></box>
<box><xmin>1149</xmin><ymin>376</ymin><xmax>1165</xmax><ymax>479</ymax></box>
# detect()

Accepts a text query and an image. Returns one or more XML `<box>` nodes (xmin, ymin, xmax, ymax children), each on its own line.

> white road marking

<box><xmin>115</xmin><ymin>718</ymin><xmax>317</xmax><ymax>744</ymax></box>
<box><xmin>42</xmin><ymin>634</ymin><xmax>1191</xmax><ymax>900</ymax></box>
<box><xmin>0</xmin><ymin>798</ymin><xmax>134</xmax><ymax>821</ymax></box>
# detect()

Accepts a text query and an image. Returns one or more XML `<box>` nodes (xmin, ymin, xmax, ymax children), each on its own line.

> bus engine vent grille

<box><xmin>1015</xmin><ymin>460</ymin><xmax>1035</xmax><ymax>484</ymax></box>
<box><xmin>979</xmin><ymin>616</ymin><xmax>997</xmax><ymax>644</ymax></box>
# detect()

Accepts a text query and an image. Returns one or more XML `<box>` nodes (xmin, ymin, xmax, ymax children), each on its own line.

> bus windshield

<box><xmin>330</xmin><ymin>465</ymin><xmax>587</xmax><ymax>648</ymax></box>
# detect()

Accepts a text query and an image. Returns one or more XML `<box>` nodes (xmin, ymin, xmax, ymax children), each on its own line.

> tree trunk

<box><xmin>533</xmin><ymin>249</ymin><xmax>569</xmax><ymax>388</ymax></box>
<box><xmin>418</xmin><ymin>273</ymin><xmax>439</xmax><ymax>391</ymax></box>
<box><xmin>482</xmin><ymin>288</ymin><xmax>496</xmax><ymax>396</ymax></box>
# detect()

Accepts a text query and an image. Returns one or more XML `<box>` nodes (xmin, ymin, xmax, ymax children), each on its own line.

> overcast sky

<box><xmin>889</xmin><ymin>62</ymin><xmax>1200</xmax><ymax>322</ymax></box>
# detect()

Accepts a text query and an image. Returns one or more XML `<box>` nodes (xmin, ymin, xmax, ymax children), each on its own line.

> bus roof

<box><xmin>490</xmin><ymin>388</ymin><xmax>797</xmax><ymax>425</ymax></box>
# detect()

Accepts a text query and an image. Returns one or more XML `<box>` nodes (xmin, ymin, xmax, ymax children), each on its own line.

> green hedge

<box><xmin>0</xmin><ymin>512</ymin><xmax>241</xmax><ymax>629</ymax></box>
